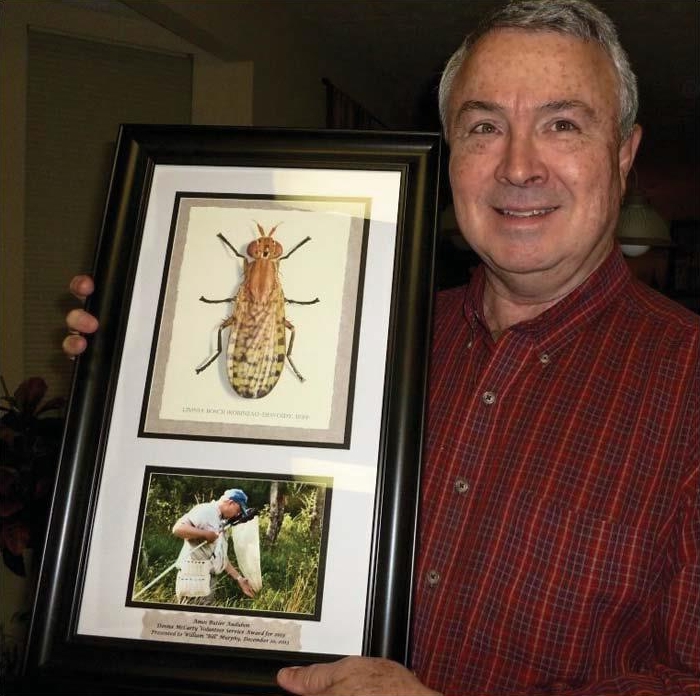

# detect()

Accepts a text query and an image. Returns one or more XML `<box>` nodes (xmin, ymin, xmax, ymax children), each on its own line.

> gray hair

<box><xmin>438</xmin><ymin>0</ymin><xmax>638</xmax><ymax>141</ymax></box>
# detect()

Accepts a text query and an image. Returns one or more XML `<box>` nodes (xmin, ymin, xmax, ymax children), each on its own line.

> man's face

<box><xmin>221</xmin><ymin>498</ymin><xmax>242</xmax><ymax>519</ymax></box>
<box><xmin>446</xmin><ymin>29</ymin><xmax>641</xmax><ymax>297</ymax></box>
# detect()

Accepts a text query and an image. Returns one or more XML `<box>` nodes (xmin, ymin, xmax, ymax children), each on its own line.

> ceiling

<box><xmin>85</xmin><ymin>0</ymin><xmax>699</xmax><ymax>182</ymax></box>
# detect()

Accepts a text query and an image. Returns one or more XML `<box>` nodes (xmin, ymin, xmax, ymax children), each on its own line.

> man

<box><xmin>63</xmin><ymin>1</ymin><xmax>698</xmax><ymax>694</ymax></box>
<box><xmin>173</xmin><ymin>487</ymin><xmax>257</xmax><ymax>600</ymax></box>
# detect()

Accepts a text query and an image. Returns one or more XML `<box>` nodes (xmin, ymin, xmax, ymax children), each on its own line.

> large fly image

<box><xmin>140</xmin><ymin>195</ymin><xmax>370</xmax><ymax>445</ymax></box>
<box><xmin>195</xmin><ymin>223</ymin><xmax>319</xmax><ymax>398</ymax></box>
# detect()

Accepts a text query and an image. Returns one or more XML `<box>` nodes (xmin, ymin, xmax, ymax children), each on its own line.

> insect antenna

<box><xmin>254</xmin><ymin>221</ymin><xmax>282</xmax><ymax>237</ymax></box>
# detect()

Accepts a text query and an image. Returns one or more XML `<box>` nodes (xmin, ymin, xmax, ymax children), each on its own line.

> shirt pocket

<box><xmin>473</xmin><ymin>489</ymin><xmax>655</xmax><ymax>677</ymax></box>
<box><xmin>531</xmin><ymin>492</ymin><xmax>650</xmax><ymax>582</ymax></box>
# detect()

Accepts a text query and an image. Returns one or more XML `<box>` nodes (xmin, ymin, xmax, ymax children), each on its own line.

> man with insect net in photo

<box><xmin>172</xmin><ymin>488</ymin><xmax>257</xmax><ymax>601</ymax></box>
<box><xmin>62</xmin><ymin>0</ymin><xmax>699</xmax><ymax>694</ymax></box>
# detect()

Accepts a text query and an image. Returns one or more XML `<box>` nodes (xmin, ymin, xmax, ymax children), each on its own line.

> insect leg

<box><xmin>284</xmin><ymin>318</ymin><xmax>304</xmax><ymax>382</ymax></box>
<box><xmin>286</xmin><ymin>297</ymin><xmax>320</xmax><ymax>305</ymax></box>
<box><xmin>199</xmin><ymin>234</ymin><xmax>242</xmax><ymax>302</ymax></box>
<box><xmin>200</xmin><ymin>295</ymin><xmax>236</xmax><ymax>304</ymax></box>
<box><xmin>280</xmin><ymin>236</ymin><xmax>312</xmax><ymax>260</ymax></box>
<box><xmin>217</xmin><ymin>232</ymin><xmax>246</xmax><ymax>258</ymax></box>
<box><xmin>196</xmin><ymin>315</ymin><xmax>234</xmax><ymax>374</ymax></box>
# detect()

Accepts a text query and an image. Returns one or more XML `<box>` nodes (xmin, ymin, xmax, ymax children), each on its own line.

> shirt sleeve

<box><xmin>180</xmin><ymin>502</ymin><xmax>219</xmax><ymax>532</ymax></box>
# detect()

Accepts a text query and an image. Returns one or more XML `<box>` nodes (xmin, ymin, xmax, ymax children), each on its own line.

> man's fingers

<box><xmin>64</xmin><ymin>278</ymin><xmax>98</xmax><ymax>359</ymax></box>
<box><xmin>63</xmin><ymin>309</ymin><xmax>99</xmax><ymax>358</ymax></box>
<box><xmin>66</xmin><ymin>308</ymin><xmax>99</xmax><ymax>334</ymax></box>
<box><xmin>277</xmin><ymin>666</ymin><xmax>305</xmax><ymax>695</ymax></box>
<box><xmin>69</xmin><ymin>275</ymin><xmax>94</xmax><ymax>301</ymax></box>
<box><xmin>238</xmin><ymin>577</ymin><xmax>256</xmax><ymax>598</ymax></box>
<box><xmin>277</xmin><ymin>663</ymin><xmax>333</xmax><ymax>695</ymax></box>
<box><xmin>277</xmin><ymin>657</ymin><xmax>438</xmax><ymax>696</ymax></box>
<box><xmin>62</xmin><ymin>333</ymin><xmax>87</xmax><ymax>358</ymax></box>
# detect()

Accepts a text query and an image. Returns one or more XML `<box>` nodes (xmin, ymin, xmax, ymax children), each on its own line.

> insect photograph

<box><xmin>195</xmin><ymin>222</ymin><xmax>320</xmax><ymax>399</ymax></box>
<box><xmin>141</xmin><ymin>195</ymin><xmax>368</xmax><ymax>445</ymax></box>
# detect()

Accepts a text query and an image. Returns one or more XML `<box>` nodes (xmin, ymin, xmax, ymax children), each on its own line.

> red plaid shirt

<box><xmin>412</xmin><ymin>249</ymin><xmax>699</xmax><ymax>695</ymax></box>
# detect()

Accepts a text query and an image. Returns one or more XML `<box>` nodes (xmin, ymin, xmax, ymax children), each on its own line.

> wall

<box><xmin>124</xmin><ymin>0</ymin><xmax>403</xmax><ymax>129</ymax></box>
<box><xmin>1</xmin><ymin>0</ymin><xmax>412</xmax><ymax>396</ymax></box>
<box><xmin>0</xmin><ymin>0</ymin><xmax>253</xmax><ymax>393</ymax></box>
<box><xmin>633</xmin><ymin>160</ymin><xmax>699</xmax><ymax>223</ymax></box>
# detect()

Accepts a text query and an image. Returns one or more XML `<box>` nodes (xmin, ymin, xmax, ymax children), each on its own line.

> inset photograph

<box><xmin>127</xmin><ymin>467</ymin><xmax>332</xmax><ymax>620</ymax></box>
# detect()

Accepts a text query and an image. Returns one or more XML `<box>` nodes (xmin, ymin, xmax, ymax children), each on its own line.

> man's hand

<box><xmin>236</xmin><ymin>576</ymin><xmax>256</xmax><ymax>598</ymax></box>
<box><xmin>172</xmin><ymin>522</ymin><xmax>218</xmax><ymax>543</ymax></box>
<box><xmin>276</xmin><ymin>656</ymin><xmax>441</xmax><ymax>696</ymax></box>
<box><xmin>63</xmin><ymin>275</ymin><xmax>98</xmax><ymax>357</ymax></box>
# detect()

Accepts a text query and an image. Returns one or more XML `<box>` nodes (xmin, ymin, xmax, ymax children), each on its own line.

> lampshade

<box><xmin>615</xmin><ymin>191</ymin><xmax>672</xmax><ymax>249</ymax></box>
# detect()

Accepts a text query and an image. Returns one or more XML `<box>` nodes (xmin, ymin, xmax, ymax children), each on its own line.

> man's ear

<box><xmin>619</xmin><ymin>124</ymin><xmax>642</xmax><ymax>196</ymax></box>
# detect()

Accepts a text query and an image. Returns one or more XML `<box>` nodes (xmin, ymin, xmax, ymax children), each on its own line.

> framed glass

<box><xmin>25</xmin><ymin>125</ymin><xmax>441</xmax><ymax>694</ymax></box>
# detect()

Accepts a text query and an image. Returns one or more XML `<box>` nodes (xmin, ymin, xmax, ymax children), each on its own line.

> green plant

<box><xmin>0</xmin><ymin>376</ymin><xmax>65</xmax><ymax>576</ymax></box>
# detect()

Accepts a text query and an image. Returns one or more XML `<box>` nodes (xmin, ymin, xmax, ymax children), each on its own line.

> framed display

<box><xmin>25</xmin><ymin>125</ymin><xmax>441</xmax><ymax>694</ymax></box>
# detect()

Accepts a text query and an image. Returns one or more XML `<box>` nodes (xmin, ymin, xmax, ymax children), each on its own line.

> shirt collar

<box><xmin>462</xmin><ymin>247</ymin><xmax>633</xmax><ymax>351</ymax></box>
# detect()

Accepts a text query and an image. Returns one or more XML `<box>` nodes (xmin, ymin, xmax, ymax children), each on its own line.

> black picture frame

<box><xmin>24</xmin><ymin>125</ymin><xmax>441</xmax><ymax>695</ymax></box>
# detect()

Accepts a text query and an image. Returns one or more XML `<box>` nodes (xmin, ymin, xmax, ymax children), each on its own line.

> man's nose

<box><xmin>495</xmin><ymin>129</ymin><xmax>548</xmax><ymax>187</ymax></box>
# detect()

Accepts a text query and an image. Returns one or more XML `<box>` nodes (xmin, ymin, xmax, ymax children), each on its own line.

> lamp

<box><xmin>616</xmin><ymin>181</ymin><xmax>672</xmax><ymax>257</ymax></box>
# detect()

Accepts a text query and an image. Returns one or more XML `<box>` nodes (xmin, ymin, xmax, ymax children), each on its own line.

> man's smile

<box><xmin>495</xmin><ymin>206</ymin><xmax>559</xmax><ymax>217</ymax></box>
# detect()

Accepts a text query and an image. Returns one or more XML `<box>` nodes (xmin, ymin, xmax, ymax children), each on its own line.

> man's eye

<box><xmin>552</xmin><ymin>120</ymin><xmax>578</xmax><ymax>132</ymax></box>
<box><xmin>472</xmin><ymin>122</ymin><xmax>497</xmax><ymax>134</ymax></box>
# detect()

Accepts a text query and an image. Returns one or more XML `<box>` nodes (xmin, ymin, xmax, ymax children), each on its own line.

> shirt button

<box><xmin>482</xmin><ymin>391</ymin><xmax>496</xmax><ymax>405</ymax></box>
<box><xmin>454</xmin><ymin>478</ymin><xmax>470</xmax><ymax>494</ymax></box>
<box><xmin>539</xmin><ymin>352</ymin><xmax>550</xmax><ymax>365</ymax></box>
<box><xmin>426</xmin><ymin>569</ymin><xmax>440</xmax><ymax>587</ymax></box>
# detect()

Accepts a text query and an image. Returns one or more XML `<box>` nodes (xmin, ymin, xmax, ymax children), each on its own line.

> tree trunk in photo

<box><xmin>267</xmin><ymin>481</ymin><xmax>285</xmax><ymax>543</ymax></box>
<box><xmin>310</xmin><ymin>486</ymin><xmax>326</xmax><ymax>534</ymax></box>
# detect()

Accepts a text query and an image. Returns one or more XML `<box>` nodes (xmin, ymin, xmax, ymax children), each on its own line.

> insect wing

<box><xmin>227</xmin><ymin>287</ymin><xmax>286</xmax><ymax>398</ymax></box>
